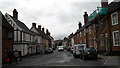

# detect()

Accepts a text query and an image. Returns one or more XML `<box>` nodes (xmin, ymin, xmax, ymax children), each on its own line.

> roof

<box><xmin>1</xmin><ymin>12</ymin><xmax>13</xmax><ymax>31</ymax></box>
<box><xmin>107</xmin><ymin>1</ymin><xmax>120</xmax><ymax>13</ymax></box>
<box><xmin>31</xmin><ymin>26</ymin><xmax>51</xmax><ymax>40</ymax></box>
<box><xmin>9</xmin><ymin>15</ymin><xmax>35</xmax><ymax>35</ymax></box>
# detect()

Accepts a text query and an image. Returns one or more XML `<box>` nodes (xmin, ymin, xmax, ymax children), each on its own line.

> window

<box><xmin>89</xmin><ymin>26</ymin><xmax>91</xmax><ymax>34</ymax></box>
<box><xmin>8</xmin><ymin>31</ymin><xmax>13</xmax><ymax>40</ymax></box>
<box><xmin>85</xmin><ymin>39</ymin><xmax>86</xmax><ymax>44</ymax></box>
<box><xmin>80</xmin><ymin>32</ymin><xmax>82</xmax><ymax>37</ymax></box>
<box><xmin>84</xmin><ymin>29</ymin><xmax>86</xmax><ymax>35</ymax></box>
<box><xmin>111</xmin><ymin>12</ymin><xmax>118</xmax><ymax>25</ymax></box>
<box><xmin>100</xmin><ymin>34</ymin><xmax>104</xmax><ymax>47</ymax></box>
<box><xmin>112</xmin><ymin>31</ymin><xmax>120</xmax><ymax>46</ymax></box>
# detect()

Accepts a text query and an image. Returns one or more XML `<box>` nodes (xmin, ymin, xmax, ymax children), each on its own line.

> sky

<box><xmin>0</xmin><ymin>0</ymin><xmax>114</xmax><ymax>40</ymax></box>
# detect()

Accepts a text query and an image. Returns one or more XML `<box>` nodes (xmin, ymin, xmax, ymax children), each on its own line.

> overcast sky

<box><xmin>0</xmin><ymin>0</ymin><xmax>114</xmax><ymax>40</ymax></box>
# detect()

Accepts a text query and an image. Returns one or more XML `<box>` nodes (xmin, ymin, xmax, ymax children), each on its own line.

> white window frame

<box><xmin>100</xmin><ymin>34</ymin><xmax>104</xmax><ymax>47</ymax></box>
<box><xmin>112</xmin><ymin>30</ymin><xmax>120</xmax><ymax>46</ymax></box>
<box><xmin>111</xmin><ymin>12</ymin><xmax>118</xmax><ymax>26</ymax></box>
<box><xmin>89</xmin><ymin>26</ymin><xmax>91</xmax><ymax>34</ymax></box>
<box><xmin>80</xmin><ymin>32</ymin><xmax>82</xmax><ymax>37</ymax></box>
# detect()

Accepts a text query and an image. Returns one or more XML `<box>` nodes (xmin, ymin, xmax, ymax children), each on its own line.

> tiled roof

<box><xmin>107</xmin><ymin>1</ymin><xmax>120</xmax><ymax>13</ymax></box>
<box><xmin>1</xmin><ymin>12</ymin><xmax>13</xmax><ymax>31</ymax></box>
<box><xmin>33</xmin><ymin>27</ymin><xmax>51</xmax><ymax>40</ymax></box>
<box><xmin>9</xmin><ymin>15</ymin><xmax>35</xmax><ymax>35</ymax></box>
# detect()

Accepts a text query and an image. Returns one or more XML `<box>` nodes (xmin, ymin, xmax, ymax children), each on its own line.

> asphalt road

<box><xmin>2</xmin><ymin>50</ymin><xmax>119</xmax><ymax>68</ymax></box>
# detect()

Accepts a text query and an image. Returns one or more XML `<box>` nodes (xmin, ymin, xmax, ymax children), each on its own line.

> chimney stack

<box><xmin>101</xmin><ymin>0</ymin><xmax>108</xmax><ymax>8</ymax></box>
<box><xmin>38</xmin><ymin>25</ymin><xmax>41</xmax><ymax>31</ymax></box>
<box><xmin>13</xmin><ymin>9</ymin><xmax>18</xmax><ymax>19</ymax></box>
<box><xmin>48</xmin><ymin>32</ymin><xmax>50</xmax><ymax>36</ymax></box>
<box><xmin>42</xmin><ymin>27</ymin><xmax>44</xmax><ymax>33</ymax></box>
<box><xmin>46</xmin><ymin>29</ymin><xmax>49</xmax><ymax>35</ymax></box>
<box><xmin>32</xmin><ymin>23</ymin><xmax>36</xmax><ymax>28</ymax></box>
<box><xmin>83</xmin><ymin>12</ymin><xmax>88</xmax><ymax>24</ymax></box>
<box><xmin>78</xmin><ymin>22</ymin><xmax>82</xmax><ymax>29</ymax></box>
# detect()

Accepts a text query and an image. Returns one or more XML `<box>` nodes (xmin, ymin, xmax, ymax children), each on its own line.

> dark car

<box><xmin>80</xmin><ymin>48</ymin><xmax>98</xmax><ymax>60</ymax></box>
<box><xmin>45</xmin><ymin>48</ymin><xmax>53</xmax><ymax>54</ymax></box>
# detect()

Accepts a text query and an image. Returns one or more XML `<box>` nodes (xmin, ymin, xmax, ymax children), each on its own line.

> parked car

<box><xmin>45</xmin><ymin>48</ymin><xmax>53</xmax><ymax>54</ymax></box>
<box><xmin>80</xmin><ymin>48</ymin><xmax>98</xmax><ymax>60</ymax></box>
<box><xmin>73</xmin><ymin>44</ymin><xmax>86</xmax><ymax>58</ymax></box>
<box><xmin>58</xmin><ymin>46</ymin><xmax>64</xmax><ymax>51</ymax></box>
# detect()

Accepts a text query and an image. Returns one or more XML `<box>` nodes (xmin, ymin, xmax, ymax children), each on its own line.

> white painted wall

<box><xmin>25</xmin><ymin>33</ymin><xmax>30</xmax><ymax>42</ymax></box>
<box><xmin>18</xmin><ymin>31</ymin><xmax>21</xmax><ymax>41</ymax></box>
<box><xmin>71</xmin><ymin>37</ymin><xmax>74</xmax><ymax>47</ymax></box>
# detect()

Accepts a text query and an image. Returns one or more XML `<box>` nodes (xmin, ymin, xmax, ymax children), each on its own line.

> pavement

<box><xmin>98</xmin><ymin>54</ymin><xmax>120</xmax><ymax>66</ymax></box>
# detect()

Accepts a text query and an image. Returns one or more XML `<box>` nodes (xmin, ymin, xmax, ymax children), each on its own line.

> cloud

<box><xmin>0</xmin><ymin>0</ymin><xmax>114</xmax><ymax>40</ymax></box>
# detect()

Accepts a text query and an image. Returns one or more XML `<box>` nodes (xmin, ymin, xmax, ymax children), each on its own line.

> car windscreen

<box><xmin>84</xmin><ymin>48</ymin><xmax>96</xmax><ymax>52</ymax></box>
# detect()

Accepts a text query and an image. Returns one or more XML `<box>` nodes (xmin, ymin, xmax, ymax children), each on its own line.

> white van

<box><xmin>73</xmin><ymin>44</ymin><xmax>86</xmax><ymax>57</ymax></box>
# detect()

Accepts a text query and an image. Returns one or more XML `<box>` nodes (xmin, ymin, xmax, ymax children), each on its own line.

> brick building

<box><xmin>1</xmin><ymin>11</ymin><xmax>14</xmax><ymax>64</ymax></box>
<box><xmin>84</xmin><ymin>0</ymin><xmax>120</xmax><ymax>55</ymax></box>
<box><xmin>65</xmin><ymin>0</ymin><xmax>120</xmax><ymax>55</ymax></box>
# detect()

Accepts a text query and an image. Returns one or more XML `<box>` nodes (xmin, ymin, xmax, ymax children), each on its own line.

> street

<box><xmin>3</xmin><ymin>50</ymin><xmax>105</xmax><ymax>66</ymax></box>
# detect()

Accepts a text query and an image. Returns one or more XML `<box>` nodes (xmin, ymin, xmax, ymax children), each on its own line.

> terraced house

<box><xmin>66</xmin><ymin>0</ymin><xmax>120</xmax><ymax>55</ymax></box>
<box><xmin>5</xmin><ymin>9</ymin><xmax>38</xmax><ymax>56</ymax></box>
<box><xmin>30</xmin><ymin>23</ymin><xmax>54</xmax><ymax>54</ymax></box>
<box><xmin>4</xmin><ymin>9</ymin><xmax>54</xmax><ymax>56</ymax></box>
<box><xmin>84</xmin><ymin>0</ymin><xmax>120</xmax><ymax>55</ymax></box>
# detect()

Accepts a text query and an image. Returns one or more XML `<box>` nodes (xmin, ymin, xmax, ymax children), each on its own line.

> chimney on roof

<box><xmin>48</xmin><ymin>32</ymin><xmax>50</xmax><ymax>36</ymax></box>
<box><xmin>13</xmin><ymin>9</ymin><xmax>18</xmax><ymax>19</ymax></box>
<box><xmin>38</xmin><ymin>25</ymin><xmax>41</xmax><ymax>31</ymax></box>
<box><xmin>32</xmin><ymin>23</ymin><xmax>36</xmax><ymax>28</ymax></box>
<box><xmin>78</xmin><ymin>22</ymin><xmax>82</xmax><ymax>29</ymax></box>
<box><xmin>42</xmin><ymin>27</ymin><xmax>44</xmax><ymax>33</ymax></box>
<box><xmin>46</xmin><ymin>29</ymin><xmax>49</xmax><ymax>35</ymax></box>
<box><xmin>101</xmin><ymin>0</ymin><xmax>108</xmax><ymax>8</ymax></box>
<box><xmin>83</xmin><ymin>12</ymin><xmax>88</xmax><ymax>24</ymax></box>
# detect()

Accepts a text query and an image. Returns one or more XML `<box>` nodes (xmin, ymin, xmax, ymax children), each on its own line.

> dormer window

<box><xmin>111</xmin><ymin>12</ymin><xmax>118</xmax><ymax>26</ymax></box>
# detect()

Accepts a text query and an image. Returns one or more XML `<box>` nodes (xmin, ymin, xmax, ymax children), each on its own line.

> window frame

<box><xmin>80</xmin><ymin>32</ymin><xmax>82</xmax><ymax>37</ymax></box>
<box><xmin>111</xmin><ymin>12</ymin><xmax>118</xmax><ymax>26</ymax></box>
<box><xmin>112</xmin><ymin>30</ymin><xmax>120</xmax><ymax>46</ymax></box>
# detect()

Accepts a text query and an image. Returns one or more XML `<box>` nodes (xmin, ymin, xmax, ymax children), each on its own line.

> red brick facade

<box><xmin>1</xmin><ymin>11</ymin><xmax>14</xmax><ymax>64</ymax></box>
<box><xmin>66</xmin><ymin>1</ymin><xmax>120</xmax><ymax>55</ymax></box>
